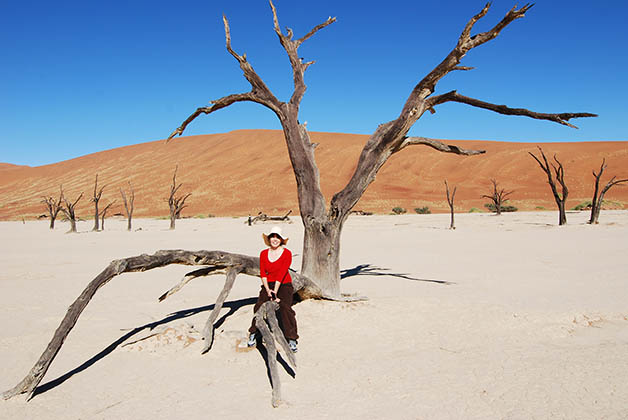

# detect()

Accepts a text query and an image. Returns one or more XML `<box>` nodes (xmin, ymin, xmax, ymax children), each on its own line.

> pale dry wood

<box><xmin>168</xmin><ymin>166</ymin><xmax>191</xmax><ymax>230</ymax></box>
<box><xmin>589</xmin><ymin>159</ymin><xmax>628</xmax><ymax>224</ymax></box>
<box><xmin>481</xmin><ymin>179</ymin><xmax>514</xmax><ymax>215</ymax></box>
<box><xmin>91</xmin><ymin>174</ymin><xmax>106</xmax><ymax>231</ymax></box>
<box><xmin>60</xmin><ymin>189</ymin><xmax>83</xmax><ymax>233</ymax></box>
<box><xmin>445</xmin><ymin>180</ymin><xmax>457</xmax><ymax>229</ymax></box>
<box><xmin>201</xmin><ymin>267</ymin><xmax>240</xmax><ymax>353</ymax></box>
<box><xmin>166</xmin><ymin>2</ymin><xmax>595</xmax><ymax>297</ymax></box>
<box><xmin>41</xmin><ymin>186</ymin><xmax>64</xmax><ymax>229</ymax></box>
<box><xmin>120</xmin><ymin>182</ymin><xmax>135</xmax><ymax>231</ymax></box>
<box><xmin>98</xmin><ymin>201</ymin><xmax>115</xmax><ymax>230</ymax></box>
<box><xmin>529</xmin><ymin>147</ymin><xmax>568</xmax><ymax>225</ymax></box>
<box><xmin>254</xmin><ymin>300</ymin><xmax>297</xmax><ymax>407</ymax></box>
<box><xmin>2</xmin><ymin>250</ymin><xmax>315</xmax><ymax>400</ymax></box>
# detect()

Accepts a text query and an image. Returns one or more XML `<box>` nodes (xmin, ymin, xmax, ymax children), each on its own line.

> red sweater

<box><xmin>259</xmin><ymin>248</ymin><xmax>292</xmax><ymax>284</ymax></box>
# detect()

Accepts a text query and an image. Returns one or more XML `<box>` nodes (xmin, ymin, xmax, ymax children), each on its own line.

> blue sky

<box><xmin>1</xmin><ymin>0</ymin><xmax>626</xmax><ymax>166</ymax></box>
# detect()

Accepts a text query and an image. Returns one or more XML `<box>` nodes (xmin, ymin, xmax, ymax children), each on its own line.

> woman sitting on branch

<box><xmin>248</xmin><ymin>226</ymin><xmax>299</xmax><ymax>352</ymax></box>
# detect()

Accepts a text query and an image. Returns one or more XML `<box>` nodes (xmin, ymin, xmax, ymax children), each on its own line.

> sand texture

<box><xmin>1</xmin><ymin>130</ymin><xmax>627</xmax><ymax>220</ymax></box>
<box><xmin>1</xmin><ymin>211</ymin><xmax>627</xmax><ymax>419</ymax></box>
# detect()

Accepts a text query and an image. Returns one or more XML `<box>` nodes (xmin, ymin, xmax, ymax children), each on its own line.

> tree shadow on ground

<box><xmin>33</xmin><ymin>296</ymin><xmax>257</xmax><ymax>397</ymax></box>
<box><xmin>341</xmin><ymin>264</ymin><xmax>454</xmax><ymax>285</ymax></box>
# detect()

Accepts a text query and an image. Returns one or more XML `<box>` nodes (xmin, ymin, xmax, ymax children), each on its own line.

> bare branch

<box><xmin>395</xmin><ymin>136</ymin><xmax>486</xmax><ymax>155</ymax></box>
<box><xmin>429</xmin><ymin>91</ymin><xmax>597</xmax><ymax>128</ymax></box>
<box><xmin>201</xmin><ymin>267</ymin><xmax>240</xmax><ymax>353</ymax></box>
<box><xmin>2</xmin><ymin>250</ymin><xmax>317</xmax><ymax>400</ymax></box>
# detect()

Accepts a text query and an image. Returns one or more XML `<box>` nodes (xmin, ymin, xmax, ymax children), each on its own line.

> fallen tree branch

<box><xmin>2</xmin><ymin>250</ymin><xmax>317</xmax><ymax>400</ymax></box>
<box><xmin>255</xmin><ymin>300</ymin><xmax>297</xmax><ymax>407</ymax></box>
<box><xmin>201</xmin><ymin>267</ymin><xmax>240</xmax><ymax>353</ymax></box>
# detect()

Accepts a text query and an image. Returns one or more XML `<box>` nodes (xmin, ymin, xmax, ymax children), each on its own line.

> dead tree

<box><xmin>168</xmin><ymin>166</ymin><xmax>191</xmax><ymax>230</ymax></box>
<box><xmin>589</xmin><ymin>159</ymin><xmax>628</xmax><ymax>224</ymax></box>
<box><xmin>3</xmin><ymin>2</ymin><xmax>597</xmax><ymax>405</ymax></box>
<box><xmin>481</xmin><ymin>179</ymin><xmax>513</xmax><ymax>215</ymax></box>
<box><xmin>41</xmin><ymin>187</ymin><xmax>63</xmax><ymax>229</ymax></box>
<box><xmin>120</xmin><ymin>182</ymin><xmax>135</xmax><ymax>231</ymax></box>
<box><xmin>60</xmin><ymin>190</ymin><xmax>83</xmax><ymax>233</ymax></box>
<box><xmin>2</xmin><ymin>250</ymin><xmax>311</xmax><ymax>404</ymax></box>
<box><xmin>99</xmin><ymin>201</ymin><xmax>115</xmax><ymax>230</ymax></box>
<box><xmin>444</xmin><ymin>180</ymin><xmax>456</xmax><ymax>229</ymax></box>
<box><xmin>529</xmin><ymin>147</ymin><xmax>569</xmax><ymax>225</ymax></box>
<box><xmin>91</xmin><ymin>174</ymin><xmax>105</xmax><ymax>232</ymax></box>
<box><xmin>167</xmin><ymin>2</ymin><xmax>594</xmax><ymax>298</ymax></box>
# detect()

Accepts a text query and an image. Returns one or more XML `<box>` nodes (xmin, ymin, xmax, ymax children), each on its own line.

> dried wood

<box><xmin>589</xmin><ymin>159</ymin><xmax>628</xmax><ymax>224</ymax></box>
<box><xmin>201</xmin><ymin>267</ymin><xmax>240</xmax><ymax>353</ymax></box>
<box><xmin>445</xmin><ymin>180</ymin><xmax>457</xmax><ymax>229</ymax></box>
<box><xmin>2</xmin><ymin>250</ymin><xmax>315</xmax><ymax>400</ymax></box>
<box><xmin>529</xmin><ymin>148</ymin><xmax>568</xmax><ymax>225</ymax></box>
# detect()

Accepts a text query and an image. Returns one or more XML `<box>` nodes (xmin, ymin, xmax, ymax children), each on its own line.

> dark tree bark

<box><xmin>444</xmin><ymin>180</ymin><xmax>456</xmax><ymax>229</ymax></box>
<box><xmin>168</xmin><ymin>2</ymin><xmax>595</xmax><ymax>297</ymax></box>
<box><xmin>2</xmin><ymin>250</ymin><xmax>312</xmax><ymax>401</ymax></box>
<box><xmin>60</xmin><ymin>190</ymin><xmax>83</xmax><ymax>233</ymax></box>
<box><xmin>589</xmin><ymin>159</ymin><xmax>628</xmax><ymax>224</ymax></box>
<box><xmin>120</xmin><ymin>182</ymin><xmax>135</xmax><ymax>231</ymax></box>
<box><xmin>41</xmin><ymin>186</ymin><xmax>63</xmax><ymax>229</ymax></box>
<box><xmin>529</xmin><ymin>147</ymin><xmax>569</xmax><ymax>225</ymax></box>
<box><xmin>481</xmin><ymin>179</ymin><xmax>513</xmax><ymax>215</ymax></box>
<box><xmin>99</xmin><ymin>201</ymin><xmax>115</xmax><ymax>231</ymax></box>
<box><xmin>91</xmin><ymin>174</ymin><xmax>105</xmax><ymax>232</ymax></box>
<box><xmin>168</xmin><ymin>166</ymin><xmax>191</xmax><ymax>230</ymax></box>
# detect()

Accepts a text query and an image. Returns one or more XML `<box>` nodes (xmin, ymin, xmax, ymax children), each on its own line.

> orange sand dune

<box><xmin>1</xmin><ymin>129</ymin><xmax>627</xmax><ymax>220</ymax></box>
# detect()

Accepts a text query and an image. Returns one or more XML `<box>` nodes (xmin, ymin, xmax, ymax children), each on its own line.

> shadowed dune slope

<box><xmin>1</xmin><ymin>129</ymin><xmax>627</xmax><ymax>220</ymax></box>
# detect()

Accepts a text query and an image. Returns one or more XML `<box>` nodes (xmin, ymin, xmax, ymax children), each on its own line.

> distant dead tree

<box><xmin>529</xmin><ymin>147</ymin><xmax>568</xmax><ymax>225</ymax></box>
<box><xmin>444</xmin><ymin>180</ymin><xmax>456</xmax><ymax>229</ymax></box>
<box><xmin>481</xmin><ymin>179</ymin><xmax>513</xmax><ymax>215</ymax></box>
<box><xmin>120</xmin><ymin>182</ymin><xmax>135</xmax><ymax>231</ymax></box>
<box><xmin>589</xmin><ymin>159</ymin><xmax>628</xmax><ymax>224</ymax></box>
<box><xmin>41</xmin><ymin>186</ymin><xmax>63</xmax><ymax>229</ymax></box>
<box><xmin>61</xmin><ymin>190</ymin><xmax>83</xmax><ymax>233</ymax></box>
<box><xmin>91</xmin><ymin>174</ymin><xmax>106</xmax><ymax>231</ymax></box>
<box><xmin>99</xmin><ymin>201</ymin><xmax>116</xmax><ymax>231</ymax></box>
<box><xmin>168</xmin><ymin>166</ymin><xmax>191</xmax><ymax>230</ymax></box>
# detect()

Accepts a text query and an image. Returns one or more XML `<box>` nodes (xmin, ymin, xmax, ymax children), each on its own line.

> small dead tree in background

<box><xmin>589</xmin><ymin>159</ymin><xmax>628</xmax><ymax>224</ymax></box>
<box><xmin>99</xmin><ymin>201</ymin><xmax>116</xmax><ymax>230</ymax></box>
<box><xmin>529</xmin><ymin>147</ymin><xmax>568</xmax><ymax>225</ymax></box>
<box><xmin>444</xmin><ymin>180</ymin><xmax>457</xmax><ymax>229</ymax></box>
<box><xmin>91</xmin><ymin>174</ymin><xmax>105</xmax><ymax>231</ymax></box>
<box><xmin>41</xmin><ymin>187</ymin><xmax>64</xmax><ymax>229</ymax></box>
<box><xmin>168</xmin><ymin>166</ymin><xmax>191</xmax><ymax>230</ymax></box>
<box><xmin>61</xmin><ymin>190</ymin><xmax>83</xmax><ymax>233</ymax></box>
<box><xmin>120</xmin><ymin>182</ymin><xmax>135</xmax><ymax>231</ymax></box>
<box><xmin>481</xmin><ymin>179</ymin><xmax>513</xmax><ymax>215</ymax></box>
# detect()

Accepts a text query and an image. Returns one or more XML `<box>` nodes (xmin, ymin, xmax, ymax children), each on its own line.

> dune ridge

<box><xmin>1</xmin><ymin>129</ymin><xmax>627</xmax><ymax>220</ymax></box>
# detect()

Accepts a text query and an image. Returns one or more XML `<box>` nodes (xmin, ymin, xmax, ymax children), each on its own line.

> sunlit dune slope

<box><xmin>1</xmin><ymin>129</ymin><xmax>627</xmax><ymax>220</ymax></box>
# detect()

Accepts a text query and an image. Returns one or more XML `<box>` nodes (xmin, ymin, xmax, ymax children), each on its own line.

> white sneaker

<box><xmin>288</xmin><ymin>339</ymin><xmax>298</xmax><ymax>353</ymax></box>
<box><xmin>247</xmin><ymin>333</ymin><xmax>257</xmax><ymax>347</ymax></box>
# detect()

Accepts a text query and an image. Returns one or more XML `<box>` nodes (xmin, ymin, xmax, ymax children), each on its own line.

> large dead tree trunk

<box><xmin>445</xmin><ymin>180</ymin><xmax>456</xmax><ymax>229</ymax></box>
<box><xmin>168</xmin><ymin>166</ymin><xmax>191</xmax><ymax>230</ymax></box>
<box><xmin>120</xmin><ymin>182</ymin><xmax>135</xmax><ymax>231</ymax></box>
<box><xmin>481</xmin><ymin>179</ymin><xmax>513</xmax><ymax>215</ymax></box>
<box><xmin>589</xmin><ymin>159</ymin><xmax>628</xmax><ymax>224</ymax></box>
<box><xmin>60</xmin><ymin>190</ymin><xmax>83</xmax><ymax>233</ymax></box>
<box><xmin>529</xmin><ymin>147</ymin><xmax>569</xmax><ymax>225</ymax></box>
<box><xmin>167</xmin><ymin>2</ymin><xmax>594</xmax><ymax>298</ymax></box>
<box><xmin>41</xmin><ymin>187</ymin><xmax>63</xmax><ymax>229</ymax></box>
<box><xmin>2</xmin><ymin>250</ymin><xmax>312</xmax><ymax>402</ymax></box>
<box><xmin>91</xmin><ymin>174</ymin><xmax>105</xmax><ymax>232</ymax></box>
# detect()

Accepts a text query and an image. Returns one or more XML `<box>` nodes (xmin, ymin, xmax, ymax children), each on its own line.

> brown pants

<box><xmin>248</xmin><ymin>282</ymin><xmax>298</xmax><ymax>341</ymax></box>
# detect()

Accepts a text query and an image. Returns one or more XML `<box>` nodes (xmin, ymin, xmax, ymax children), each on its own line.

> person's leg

<box><xmin>277</xmin><ymin>284</ymin><xmax>298</xmax><ymax>341</ymax></box>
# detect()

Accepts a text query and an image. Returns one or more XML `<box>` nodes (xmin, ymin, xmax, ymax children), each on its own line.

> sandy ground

<box><xmin>1</xmin><ymin>211</ymin><xmax>627</xmax><ymax>419</ymax></box>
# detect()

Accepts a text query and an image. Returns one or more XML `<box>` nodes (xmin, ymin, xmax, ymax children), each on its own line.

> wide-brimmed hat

<box><xmin>262</xmin><ymin>226</ymin><xmax>289</xmax><ymax>246</ymax></box>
